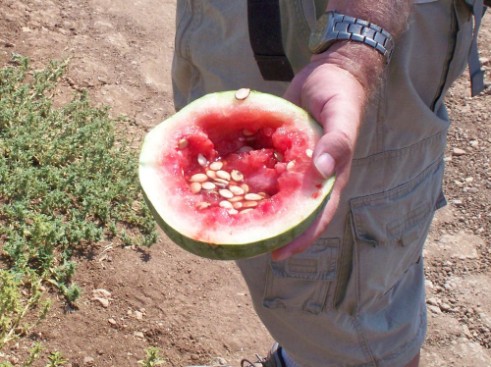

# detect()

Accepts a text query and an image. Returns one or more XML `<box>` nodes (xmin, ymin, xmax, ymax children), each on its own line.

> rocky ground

<box><xmin>0</xmin><ymin>1</ymin><xmax>490</xmax><ymax>366</ymax></box>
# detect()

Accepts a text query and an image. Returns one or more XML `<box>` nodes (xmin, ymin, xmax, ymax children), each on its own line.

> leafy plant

<box><xmin>0</xmin><ymin>55</ymin><xmax>157</xmax><ymax>349</ymax></box>
<box><xmin>138</xmin><ymin>347</ymin><xmax>166</xmax><ymax>367</ymax></box>
<box><xmin>45</xmin><ymin>351</ymin><xmax>67</xmax><ymax>367</ymax></box>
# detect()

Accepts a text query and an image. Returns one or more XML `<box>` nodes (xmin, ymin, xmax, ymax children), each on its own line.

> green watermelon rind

<box><xmin>139</xmin><ymin>89</ymin><xmax>336</xmax><ymax>260</ymax></box>
<box><xmin>142</xmin><ymin>176</ymin><xmax>335</xmax><ymax>260</ymax></box>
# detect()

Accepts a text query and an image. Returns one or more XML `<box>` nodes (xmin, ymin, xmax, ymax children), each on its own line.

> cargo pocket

<box><xmin>263</xmin><ymin>238</ymin><xmax>339</xmax><ymax>314</ymax></box>
<box><xmin>349</xmin><ymin>159</ymin><xmax>444</xmax><ymax>313</ymax></box>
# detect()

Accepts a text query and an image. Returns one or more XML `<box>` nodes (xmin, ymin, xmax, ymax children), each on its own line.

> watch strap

<box><xmin>310</xmin><ymin>11</ymin><xmax>395</xmax><ymax>64</ymax></box>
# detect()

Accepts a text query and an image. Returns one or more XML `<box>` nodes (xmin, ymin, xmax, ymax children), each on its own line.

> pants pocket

<box><xmin>263</xmin><ymin>238</ymin><xmax>339</xmax><ymax>314</ymax></box>
<box><xmin>349</xmin><ymin>159</ymin><xmax>444</xmax><ymax>313</ymax></box>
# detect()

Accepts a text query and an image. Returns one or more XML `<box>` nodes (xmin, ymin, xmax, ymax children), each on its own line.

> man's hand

<box><xmin>271</xmin><ymin>49</ymin><xmax>374</xmax><ymax>261</ymax></box>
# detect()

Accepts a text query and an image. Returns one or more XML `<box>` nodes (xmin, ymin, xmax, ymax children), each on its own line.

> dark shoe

<box><xmin>240</xmin><ymin>343</ymin><xmax>285</xmax><ymax>367</ymax></box>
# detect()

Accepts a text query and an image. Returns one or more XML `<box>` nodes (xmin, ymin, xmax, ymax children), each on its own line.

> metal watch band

<box><xmin>310</xmin><ymin>11</ymin><xmax>395</xmax><ymax>64</ymax></box>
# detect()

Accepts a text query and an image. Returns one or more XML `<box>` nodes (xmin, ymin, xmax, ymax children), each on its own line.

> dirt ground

<box><xmin>0</xmin><ymin>1</ymin><xmax>490</xmax><ymax>366</ymax></box>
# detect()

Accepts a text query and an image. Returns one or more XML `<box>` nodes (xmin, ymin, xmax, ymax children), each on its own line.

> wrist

<box><xmin>311</xmin><ymin>41</ymin><xmax>384</xmax><ymax>93</ymax></box>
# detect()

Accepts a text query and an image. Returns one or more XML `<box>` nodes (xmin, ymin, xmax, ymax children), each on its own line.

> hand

<box><xmin>271</xmin><ymin>52</ymin><xmax>370</xmax><ymax>261</ymax></box>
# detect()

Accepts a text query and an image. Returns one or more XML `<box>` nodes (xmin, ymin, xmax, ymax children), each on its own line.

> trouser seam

<box><xmin>352</xmin><ymin>317</ymin><xmax>377</xmax><ymax>367</ymax></box>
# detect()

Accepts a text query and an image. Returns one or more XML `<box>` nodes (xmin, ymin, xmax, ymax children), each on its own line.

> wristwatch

<box><xmin>309</xmin><ymin>11</ymin><xmax>395</xmax><ymax>64</ymax></box>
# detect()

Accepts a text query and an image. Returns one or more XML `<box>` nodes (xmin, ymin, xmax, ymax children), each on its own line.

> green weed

<box><xmin>0</xmin><ymin>55</ymin><xmax>157</xmax><ymax>349</ymax></box>
<box><xmin>138</xmin><ymin>347</ymin><xmax>166</xmax><ymax>367</ymax></box>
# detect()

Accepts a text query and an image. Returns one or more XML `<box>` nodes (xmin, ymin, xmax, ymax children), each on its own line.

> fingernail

<box><xmin>314</xmin><ymin>153</ymin><xmax>335</xmax><ymax>178</ymax></box>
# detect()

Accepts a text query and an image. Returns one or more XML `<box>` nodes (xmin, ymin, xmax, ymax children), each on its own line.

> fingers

<box><xmin>275</xmin><ymin>61</ymin><xmax>365</xmax><ymax>260</ymax></box>
<box><xmin>272</xmin><ymin>186</ymin><xmax>341</xmax><ymax>261</ymax></box>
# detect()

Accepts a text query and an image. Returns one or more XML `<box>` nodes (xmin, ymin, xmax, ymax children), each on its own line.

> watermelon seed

<box><xmin>190</xmin><ymin>182</ymin><xmax>202</xmax><ymax>194</ymax></box>
<box><xmin>232</xmin><ymin>201</ymin><xmax>243</xmax><ymax>210</ymax></box>
<box><xmin>235</xmin><ymin>88</ymin><xmax>251</xmax><ymax>100</ymax></box>
<box><xmin>178</xmin><ymin>138</ymin><xmax>188</xmax><ymax>149</ymax></box>
<box><xmin>219</xmin><ymin>189</ymin><xmax>234</xmax><ymax>199</ymax></box>
<box><xmin>201</xmin><ymin>182</ymin><xmax>216</xmax><ymax>190</ymax></box>
<box><xmin>197</xmin><ymin>202</ymin><xmax>211</xmax><ymax>210</ymax></box>
<box><xmin>219</xmin><ymin>200</ymin><xmax>234</xmax><ymax>209</ymax></box>
<box><xmin>228</xmin><ymin>195</ymin><xmax>244</xmax><ymax>203</ymax></box>
<box><xmin>229</xmin><ymin>185</ymin><xmax>245</xmax><ymax>196</ymax></box>
<box><xmin>274</xmin><ymin>151</ymin><xmax>283</xmax><ymax>162</ymax></box>
<box><xmin>242</xmin><ymin>201</ymin><xmax>258</xmax><ymax>208</ymax></box>
<box><xmin>228</xmin><ymin>209</ymin><xmax>239</xmax><ymax>215</ymax></box>
<box><xmin>190</xmin><ymin>173</ymin><xmax>208</xmax><ymax>183</ymax></box>
<box><xmin>240</xmin><ymin>183</ymin><xmax>250</xmax><ymax>193</ymax></box>
<box><xmin>240</xmin><ymin>208</ymin><xmax>254</xmax><ymax>214</ymax></box>
<box><xmin>206</xmin><ymin>170</ymin><xmax>217</xmax><ymax>179</ymax></box>
<box><xmin>231</xmin><ymin>170</ymin><xmax>244</xmax><ymax>182</ymax></box>
<box><xmin>209</xmin><ymin>161</ymin><xmax>224</xmax><ymax>171</ymax></box>
<box><xmin>197</xmin><ymin>154</ymin><xmax>208</xmax><ymax>167</ymax></box>
<box><xmin>216</xmin><ymin>170</ymin><xmax>231</xmax><ymax>181</ymax></box>
<box><xmin>213</xmin><ymin>178</ymin><xmax>229</xmax><ymax>187</ymax></box>
<box><xmin>306</xmin><ymin>149</ymin><xmax>313</xmax><ymax>158</ymax></box>
<box><xmin>244</xmin><ymin>193</ymin><xmax>263</xmax><ymax>201</ymax></box>
<box><xmin>286</xmin><ymin>161</ymin><xmax>295</xmax><ymax>171</ymax></box>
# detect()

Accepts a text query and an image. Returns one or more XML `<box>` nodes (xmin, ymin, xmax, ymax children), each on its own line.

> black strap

<box><xmin>247</xmin><ymin>0</ymin><xmax>295</xmax><ymax>81</ymax></box>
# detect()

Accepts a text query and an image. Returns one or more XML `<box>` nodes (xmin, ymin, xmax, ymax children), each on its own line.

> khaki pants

<box><xmin>172</xmin><ymin>1</ymin><xmax>474</xmax><ymax>366</ymax></box>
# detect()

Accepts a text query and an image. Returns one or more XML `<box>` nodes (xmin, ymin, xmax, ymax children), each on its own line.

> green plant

<box><xmin>44</xmin><ymin>351</ymin><xmax>67</xmax><ymax>367</ymax></box>
<box><xmin>138</xmin><ymin>347</ymin><xmax>166</xmax><ymax>367</ymax></box>
<box><xmin>0</xmin><ymin>55</ymin><xmax>157</xmax><ymax>349</ymax></box>
<box><xmin>24</xmin><ymin>342</ymin><xmax>43</xmax><ymax>367</ymax></box>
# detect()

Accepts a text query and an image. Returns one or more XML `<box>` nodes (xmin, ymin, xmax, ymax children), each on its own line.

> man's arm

<box><xmin>272</xmin><ymin>1</ymin><xmax>412</xmax><ymax>260</ymax></box>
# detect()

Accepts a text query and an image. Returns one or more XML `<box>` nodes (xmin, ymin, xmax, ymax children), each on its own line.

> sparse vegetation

<box><xmin>0</xmin><ymin>55</ymin><xmax>157</xmax><ymax>355</ymax></box>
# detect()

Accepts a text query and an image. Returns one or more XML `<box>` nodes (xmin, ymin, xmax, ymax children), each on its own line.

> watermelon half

<box><xmin>139</xmin><ymin>89</ymin><xmax>335</xmax><ymax>260</ymax></box>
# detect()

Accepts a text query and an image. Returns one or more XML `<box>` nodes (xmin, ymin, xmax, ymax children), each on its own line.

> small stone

<box><xmin>92</xmin><ymin>289</ymin><xmax>111</xmax><ymax>308</ymax></box>
<box><xmin>108</xmin><ymin>318</ymin><xmax>117</xmax><ymax>325</ymax></box>
<box><xmin>428</xmin><ymin>305</ymin><xmax>443</xmax><ymax>315</ymax></box>
<box><xmin>83</xmin><ymin>356</ymin><xmax>95</xmax><ymax>365</ymax></box>
<box><xmin>425</xmin><ymin>279</ymin><xmax>434</xmax><ymax>289</ymax></box>
<box><xmin>133</xmin><ymin>331</ymin><xmax>145</xmax><ymax>338</ymax></box>
<box><xmin>452</xmin><ymin>148</ymin><xmax>466</xmax><ymax>156</ymax></box>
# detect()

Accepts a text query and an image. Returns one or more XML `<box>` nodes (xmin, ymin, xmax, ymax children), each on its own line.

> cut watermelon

<box><xmin>139</xmin><ymin>89</ymin><xmax>335</xmax><ymax>260</ymax></box>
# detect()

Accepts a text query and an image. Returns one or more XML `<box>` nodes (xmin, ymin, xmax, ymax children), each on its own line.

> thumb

<box><xmin>314</xmin><ymin>152</ymin><xmax>336</xmax><ymax>179</ymax></box>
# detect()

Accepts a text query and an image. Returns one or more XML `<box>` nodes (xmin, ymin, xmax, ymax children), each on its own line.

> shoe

<box><xmin>240</xmin><ymin>343</ymin><xmax>286</xmax><ymax>367</ymax></box>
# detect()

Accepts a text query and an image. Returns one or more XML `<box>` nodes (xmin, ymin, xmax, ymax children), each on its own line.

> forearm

<box><xmin>315</xmin><ymin>0</ymin><xmax>412</xmax><ymax>91</ymax></box>
<box><xmin>327</xmin><ymin>0</ymin><xmax>412</xmax><ymax>36</ymax></box>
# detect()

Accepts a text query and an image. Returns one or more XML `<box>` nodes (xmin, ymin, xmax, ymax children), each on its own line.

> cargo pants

<box><xmin>172</xmin><ymin>0</ymin><xmax>476</xmax><ymax>366</ymax></box>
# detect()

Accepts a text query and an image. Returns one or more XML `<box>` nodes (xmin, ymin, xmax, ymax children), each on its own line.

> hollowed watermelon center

<box><xmin>161</xmin><ymin>109</ymin><xmax>319</xmax><ymax>228</ymax></box>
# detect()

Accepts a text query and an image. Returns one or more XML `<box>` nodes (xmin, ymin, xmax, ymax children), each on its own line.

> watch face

<box><xmin>308</xmin><ymin>12</ymin><xmax>333</xmax><ymax>54</ymax></box>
